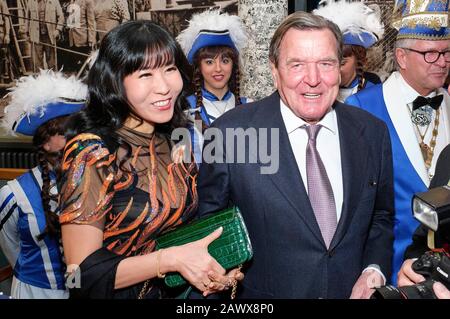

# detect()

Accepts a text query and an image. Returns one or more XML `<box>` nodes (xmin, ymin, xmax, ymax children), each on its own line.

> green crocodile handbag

<box><xmin>155</xmin><ymin>206</ymin><xmax>253</xmax><ymax>287</ymax></box>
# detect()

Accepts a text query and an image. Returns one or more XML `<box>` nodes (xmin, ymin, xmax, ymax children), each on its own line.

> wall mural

<box><xmin>0</xmin><ymin>0</ymin><xmax>237</xmax><ymax>169</ymax></box>
<box><xmin>0</xmin><ymin>0</ymin><xmax>238</xmax><ymax>87</ymax></box>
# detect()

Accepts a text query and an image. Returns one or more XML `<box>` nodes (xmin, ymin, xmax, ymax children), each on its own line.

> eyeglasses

<box><xmin>402</xmin><ymin>48</ymin><xmax>450</xmax><ymax>64</ymax></box>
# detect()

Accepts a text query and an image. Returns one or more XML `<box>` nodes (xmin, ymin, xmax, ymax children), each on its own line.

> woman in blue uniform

<box><xmin>313</xmin><ymin>0</ymin><xmax>384</xmax><ymax>102</ymax></box>
<box><xmin>0</xmin><ymin>70</ymin><xmax>86</xmax><ymax>298</ymax></box>
<box><xmin>177</xmin><ymin>10</ymin><xmax>251</xmax><ymax>164</ymax></box>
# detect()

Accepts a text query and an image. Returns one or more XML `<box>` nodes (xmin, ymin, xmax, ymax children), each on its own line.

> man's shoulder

<box><xmin>213</xmin><ymin>93</ymin><xmax>278</xmax><ymax>128</ymax></box>
<box><xmin>350</xmin><ymin>82</ymin><xmax>384</xmax><ymax>101</ymax></box>
<box><xmin>364</xmin><ymin>71</ymin><xmax>382</xmax><ymax>85</ymax></box>
<box><xmin>345</xmin><ymin>83</ymin><xmax>386</xmax><ymax>113</ymax></box>
<box><xmin>337</xmin><ymin>102</ymin><xmax>388</xmax><ymax>131</ymax></box>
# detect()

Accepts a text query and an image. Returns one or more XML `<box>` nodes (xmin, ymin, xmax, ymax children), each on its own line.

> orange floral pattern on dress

<box><xmin>59</xmin><ymin>130</ymin><xmax>198</xmax><ymax>257</ymax></box>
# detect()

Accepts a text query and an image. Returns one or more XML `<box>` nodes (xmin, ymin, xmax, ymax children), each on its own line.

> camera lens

<box><xmin>372</xmin><ymin>281</ymin><xmax>437</xmax><ymax>299</ymax></box>
<box><xmin>371</xmin><ymin>285</ymin><xmax>405</xmax><ymax>299</ymax></box>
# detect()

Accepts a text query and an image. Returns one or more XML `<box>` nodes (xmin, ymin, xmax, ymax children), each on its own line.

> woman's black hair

<box><xmin>65</xmin><ymin>20</ymin><xmax>193</xmax><ymax>153</ymax></box>
<box><xmin>35</xmin><ymin>116</ymin><xmax>69</xmax><ymax>240</ymax></box>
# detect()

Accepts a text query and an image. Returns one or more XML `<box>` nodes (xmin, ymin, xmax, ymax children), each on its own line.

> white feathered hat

<box><xmin>177</xmin><ymin>9</ymin><xmax>248</xmax><ymax>63</ymax></box>
<box><xmin>3</xmin><ymin>70</ymin><xmax>87</xmax><ymax>136</ymax></box>
<box><xmin>313</xmin><ymin>0</ymin><xmax>384</xmax><ymax>48</ymax></box>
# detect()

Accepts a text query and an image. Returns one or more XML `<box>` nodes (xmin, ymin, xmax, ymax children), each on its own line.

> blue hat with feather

<box><xmin>314</xmin><ymin>0</ymin><xmax>385</xmax><ymax>49</ymax></box>
<box><xmin>313</xmin><ymin>0</ymin><xmax>384</xmax><ymax>49</ymax></box>
<box><xmin>3</xmin><ymin>70</ymin><xmax>87</xmax><ymax>136</ymax></box>
<box><xmin>177</xmin><ymin>9</ymin><xmax>248</xmax><ymax>64</ymax></box>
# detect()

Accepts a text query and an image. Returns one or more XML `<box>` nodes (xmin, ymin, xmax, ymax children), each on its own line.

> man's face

<box><xmin>396</xmin><ymin>39</ymin><xmax>450</xmax><ymax>96</ymax></box>
<box><xmin>271</xmin><ymin>28</ymin><xmax>340</xmax><ymax>124</ymax></box>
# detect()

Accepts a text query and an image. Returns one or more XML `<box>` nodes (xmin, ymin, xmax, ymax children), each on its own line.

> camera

<box><xmin>371</xmin><ymin>186</ymin><xmax>450</xmax><ymax>299</ymax></box>
<box><xmin>371</xmin><ymin>250</ymin><xmax>450</xmax><ymax>299</ymax></box>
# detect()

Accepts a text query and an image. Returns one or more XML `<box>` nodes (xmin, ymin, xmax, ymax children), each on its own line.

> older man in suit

<box><xmin>197</xmin><ymin>11</ymin><xmax>394</xmax><ymax>299</ymax></box>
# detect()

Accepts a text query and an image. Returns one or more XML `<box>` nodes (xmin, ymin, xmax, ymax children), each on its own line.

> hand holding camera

<box><xmin>398</xmin><ymin>258</ymin><xmax>426</xmax><ymax>286</ymax></box>
<box><xmin>372</xmin><ymin>249</ymin><xmax>450</xmax><ymax>299</ymax></box>
<box><xmin>372</xmin><ymin>186</ymin><xmax>450</xmax><ymax>299</ymax></box>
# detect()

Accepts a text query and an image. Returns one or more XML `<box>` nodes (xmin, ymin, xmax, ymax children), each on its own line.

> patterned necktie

<box><xmin>305</xmin><ymin>124</ymin><xmax>337</xmax><ymax>248</ymax></box>
<box><xmin>412</xmin><ymin>95</ymin><xmax>443</xmax><ymax>111</ymax></box>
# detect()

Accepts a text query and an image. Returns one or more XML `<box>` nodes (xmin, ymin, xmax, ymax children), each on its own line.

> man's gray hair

<box><xmin>394</xmin><ymin>38</ymin><xmax>417</xmax><ymax>50</ymax></box>
<box><xmin>393</xmin><ymin>38</ymin><xmax>417</xmax><ymax>69</ymax></box>
<box><xmin>269</xmin><ymin>11</ymin><xmax>343</xmax><ymax>67</ymax></box>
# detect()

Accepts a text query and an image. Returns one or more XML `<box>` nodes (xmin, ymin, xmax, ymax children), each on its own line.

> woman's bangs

<box><xmin>139</xmin><ymin>43</ymin><xmax>175</xmax><ymax>70</ymax></box>
<box><xmin>197</xmin><ymin>46</ymin><xmax>235</xmax><ymax>60</ymax></box>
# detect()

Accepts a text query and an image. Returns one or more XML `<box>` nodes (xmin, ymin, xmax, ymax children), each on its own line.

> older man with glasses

<box><xmin>346</xmin><ymin>0</ymin><xmax>450</xmax><ymax>286</ymax></box>
<box><xmin>401</xmin><ymin>48</ymin><xmax>450</xmax><ymax>64</ymax></box>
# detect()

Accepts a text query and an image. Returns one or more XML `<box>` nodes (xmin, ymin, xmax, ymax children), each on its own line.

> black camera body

<box><xmin>372</xmin><ymin>250</ymin><xmax>450</xmax><ymax>299</ymax></box>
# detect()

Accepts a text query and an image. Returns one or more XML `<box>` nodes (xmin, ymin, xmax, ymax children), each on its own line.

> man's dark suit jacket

<box><xmin>197</xmin><ymin>92</ymin><xmax>394</xmax><ymax>299</ymax></box>
<box><xmin>404</xmin><ymin>144</ymin><xmax>450</xmax><ymax>259</ymax></box>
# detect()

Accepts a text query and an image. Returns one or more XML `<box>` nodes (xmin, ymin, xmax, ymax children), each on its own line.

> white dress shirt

<box><xmin>280</xmin><ymin>99</ymin><xmax>343</xmax><ymax>221</ymax></box>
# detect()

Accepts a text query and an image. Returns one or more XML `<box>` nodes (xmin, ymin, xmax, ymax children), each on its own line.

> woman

<box><xmin>177</xmin><ymin>10</ymin><xmax>251</xmax><ymax>164</ymax></box>
<box><xmin>59</xmin><ymin>20</ymin><xmax>242</xmax><ymax>299</ymax></box>
<box><xmin>339</xmin><ymin>44</ymin><xmax>382</xmax><ymax>100</ymax></box>
<box><xmin>314</xmin><ymin>0</ymin><xmax>384</xmax><ymax>102</ymax></box>
<box><xmin>0</xmin><ymin>70</ymin><xmax>87</xmax><ymax>298</ymax></box>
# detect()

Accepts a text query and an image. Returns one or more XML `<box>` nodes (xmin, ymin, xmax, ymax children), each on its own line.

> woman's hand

<box><xmin>164</xmin><ymin>227</ymin><xmax>227</xmax><ymax>293</ymax></box>
<box><xmin>203</xmin><ymin>267</ymin><xmax>245</xmax><ymax>297</ymax></box>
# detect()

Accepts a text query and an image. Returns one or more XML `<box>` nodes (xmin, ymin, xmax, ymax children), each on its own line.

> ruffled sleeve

<box><xmin>59</xmin><ymin>133</ymin><xmax>117</xmax><ymax>225</ymax></box>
